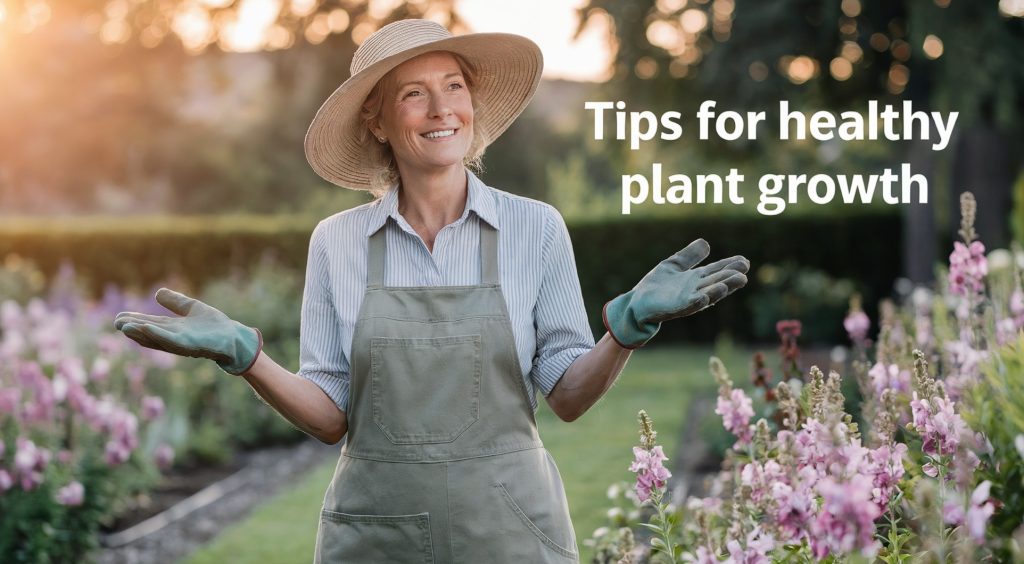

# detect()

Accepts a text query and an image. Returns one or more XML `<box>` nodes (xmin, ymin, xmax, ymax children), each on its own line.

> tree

<box><xmin>0</xmin><ymin>0</ymin><xmax>459</xmax><ymax>214</ymax></box>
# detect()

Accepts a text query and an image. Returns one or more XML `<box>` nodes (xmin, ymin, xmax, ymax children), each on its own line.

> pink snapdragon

<box><xmin>943</xmin><ymin>481</ymin><xmax>995</xmax><ymax>544</ymax></box>
<box><xmin>19</xmin><ymin>362</ymin><xmax>55</xmax><ymax>424</ymax></box>
<box><xmin>810</xmin><ymin>475</ymin><xmax>882</xmax><ymax>559</ymax></box>
<box><xmin>948</xmin><ymin>241</ymin><xmax>987</xmax><ymax>297</ymax></box>
<box><xmin>716</xmin><ymin>388</ymin><xmax>754</xmax><ymax>446</ymax></box>
<box><xmin>866</xmin><ymin>443</ymin><xmax>907</xmax><ymax>509</ymax></box>
<box><xmin>13</xmin><ymin>437</ymin><xmax>50</xmax><ymax>491</ymax></box>
<box><xmin>55</xmin><ymin>481</ymin><xmax>85</xmax><ymax>506</ymax></box>
<box><xmin>0</xmin><ymin>388</ymin><xmax>20</xmax><ymax>414</ymax></box>
<box><xmin>910</xmin><ymin>394</ymin><xmax>971</xmax><ymax>460</ymax></box>
<box><xmin>868</xmin><ymin>363</ymin><xmax>910</xmax><ymax>397</ymax></box>
<box><xmin>843</xmin><ymin>311</ymin><xmax>870</xmax><ymax>344</ymax></box>
<box><xmin>154</xmin><ymin>443</ymin><xmax>175</xmax><ymax>470</ymax></box>
<box><xmin>725</xmin><ymin>527</ymin><xmax>775</xmax><ymax>564</ymax></box>
<box><xmin>90</xmin><ymin>357</ymin><xmax>111</xmax><ymax>382</ymax></box>
<box><xmin>141</xmin><ymin>396</ymin><xmax>165</xmax><ymax>421</ymax></box>
<box><xmin>629</xmin><ymin>445</ymin><xmax>671</xmax><ymax>502</ymax></box>
<box><xmin>997</xmin><ymin>317</ymin><xmax>1019</xmax><ymax>346</ymax></box>
<box><xmin>1011</xmin><ymin>289</ymin><xmax>1024</xmax><ymax>329</ymax></box>
<box><xmin>771</xmin><ymin>479</ymin><xmax>816</xmax><ymax>543</ymax></box>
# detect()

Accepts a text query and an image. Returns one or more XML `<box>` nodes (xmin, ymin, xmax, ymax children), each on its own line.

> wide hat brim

<box><xmin>304</xmin><ymin>28</ymin><xmax>543</xmax><ymax>191</ymax></box>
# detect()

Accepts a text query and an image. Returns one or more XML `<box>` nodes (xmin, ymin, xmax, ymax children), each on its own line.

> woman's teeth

<box><xmin>423</xmin><ymin>129</ymin><xmax>455</xmax><ymax>139</ymax></box>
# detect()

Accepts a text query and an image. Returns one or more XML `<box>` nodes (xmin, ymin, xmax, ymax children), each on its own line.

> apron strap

<box><xmin>480</xmin><ymin>221</ymin><xmax>499</xmax><ymax>285</ymax></box>
<box><xmin>366</xmin><ymin>225</ymin><xmax>386</xmax><ymax>288</ymax></box>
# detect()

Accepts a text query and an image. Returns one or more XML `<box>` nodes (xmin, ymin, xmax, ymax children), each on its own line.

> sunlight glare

<box><xmin>173</xmin><ymin>5</ymin><xmax>214</xmax><ymax>52</ymax></box>
<box><xmin>222</xmin><ymin>0</ymin><xmax>281</xmax><ymax>51</ymax></box>
<box><xmin>456</xmin><ymin>0</ymin><xmax>613</xmax><ymax>82</ymax></box>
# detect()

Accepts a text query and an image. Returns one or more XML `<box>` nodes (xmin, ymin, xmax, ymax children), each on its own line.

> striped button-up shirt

<box><xmin>297</xmin><ymin>169</ymin><xmax>596</xmax><ymax>413</ymax></box>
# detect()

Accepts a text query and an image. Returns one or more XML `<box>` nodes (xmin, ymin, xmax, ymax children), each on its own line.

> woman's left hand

<box><xmin>602</xmin><ymin>239</ymin><xmax>748</xmax><ymax>349</ymax></box>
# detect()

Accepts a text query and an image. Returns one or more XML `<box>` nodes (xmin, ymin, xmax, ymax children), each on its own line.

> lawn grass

<box><xmin>183</xmin><ymin>345</ymin><xmax>749</xmax><ymax>563</ymax></box>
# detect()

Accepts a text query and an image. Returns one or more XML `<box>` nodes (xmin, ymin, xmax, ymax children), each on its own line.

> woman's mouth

<box><xmin>421</xmin><ymin>128</ymin><xmax>457</xmax><ymax>139</ymax></box>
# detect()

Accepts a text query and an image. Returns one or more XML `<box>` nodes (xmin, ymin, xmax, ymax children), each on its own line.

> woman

<box><xmin>114</xmin><ymin>19</ymin><xmax>749</xmax><ymax>563</ymax></box>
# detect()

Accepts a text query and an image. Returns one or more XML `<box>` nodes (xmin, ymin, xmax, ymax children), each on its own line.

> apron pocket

<box><xmin>493</xmin><ymin>483</ymin><xmax>579</xmax><ymax>560</ymax></box>
<box><xmin>370</xmin><ymin>334</ymin><xmax>481</xmax><ymax>444</ymax></box>
<box><xmin>315</xmin><ymin>509</ymin><xmax>434</xmax><ymax>564</ymax></box>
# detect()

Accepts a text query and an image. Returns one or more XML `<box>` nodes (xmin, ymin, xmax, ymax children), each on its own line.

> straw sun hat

<box><xmin>304</xmin><ymin>19</ymin><xmax>544</xmax><ymax>191</ymax></box>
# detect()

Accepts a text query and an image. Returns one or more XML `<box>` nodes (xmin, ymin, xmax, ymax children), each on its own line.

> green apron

<box><xmin>313</xmin><ymin>221</ymin><xmax>580</xmax><ymax>563</ymax></box>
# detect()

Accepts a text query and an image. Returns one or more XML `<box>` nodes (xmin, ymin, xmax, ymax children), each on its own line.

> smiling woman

<box><xmin>114</xmin><ymin>18</ymin><xmax>748</xmax><ymax>563</ymax></box>
<box><xmin>359</xmin><ymin>51</ymin><xmax>485</xmax><ymax>198</ymax></box>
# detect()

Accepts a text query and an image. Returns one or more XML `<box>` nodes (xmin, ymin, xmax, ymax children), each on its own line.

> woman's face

<box><xmin>371</xmin><ymin>52</ymin><xmax>474</xmax><ymax>177</ymax></box>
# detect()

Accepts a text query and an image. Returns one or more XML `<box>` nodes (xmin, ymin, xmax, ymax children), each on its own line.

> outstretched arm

<box><xmin>116</xmin><ymin>288</ymin><xmax>348</xmax><ymax>445</ymax></box>
<box><xmin>241</xmin><ymin>351</ymin><xmax>347</xmax><ymax>444</ymax></box>
<box><xmin>545</xmin><ymin>239</ymin><xmax>748</xmax><ymax>422</ymax></box>
<box><xmin>545</xmin><ymin>332</ymin><xmax>632</xmax><ymax>422</ymax></box>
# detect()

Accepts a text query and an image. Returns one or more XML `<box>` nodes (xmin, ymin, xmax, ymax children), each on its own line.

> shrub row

<box><xmin>0</xmin><ymin>213</ymin><xmax>903</xmax><ymax>343</ymax></box>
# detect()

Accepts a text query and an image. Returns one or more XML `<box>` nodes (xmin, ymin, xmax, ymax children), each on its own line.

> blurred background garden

<box><xmin>1</xmin><ymin>0</ymin><xmax>1022</xmax><ymax>562</ymax></box>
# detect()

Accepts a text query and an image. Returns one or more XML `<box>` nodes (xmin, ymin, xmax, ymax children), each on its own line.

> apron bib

<box><xmin>313</xmin><ymin>221</ymin><xmax>579</xmax><ymax>563</ymax></box>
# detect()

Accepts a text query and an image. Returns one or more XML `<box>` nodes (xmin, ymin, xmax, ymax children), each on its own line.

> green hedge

<box><xmin>0</xmin><ymin>213</ymin><xmax>902</xmax><ymax>343</ymax></box>
<box><xmin>0</xmin><ymin>215</ymin><xmax>317</xmax><ymax>295</ymax></box>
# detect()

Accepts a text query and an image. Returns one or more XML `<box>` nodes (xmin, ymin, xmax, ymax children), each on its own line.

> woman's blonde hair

<box><xmin>358</xmin><ymin>51</ymin><xmax>488</xmax><ymax>198</ymax></box>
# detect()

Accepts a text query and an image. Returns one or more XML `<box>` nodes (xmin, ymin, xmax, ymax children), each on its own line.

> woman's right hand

<box><xmin>114</xmin><ymin>288</ymin><xmax>263</xmax><ymax>375</ymax></box>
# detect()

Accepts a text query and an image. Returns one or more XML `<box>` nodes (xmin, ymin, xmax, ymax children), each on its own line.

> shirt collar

<box><xmin>364</xmin><ymin>169</ymin><xmax>499</xmax><ymax>236</ymax></box>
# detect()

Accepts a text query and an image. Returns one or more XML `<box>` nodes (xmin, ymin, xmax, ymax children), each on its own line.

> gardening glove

<box><xmin>113</xmin><ymin>288</ymin><xmax>263</xmax><ymax>376</ymax></box>
<box><xmin>603</xmin><ymin>239</ymin><xmax>749</xmax><ymax>349</ymax></box>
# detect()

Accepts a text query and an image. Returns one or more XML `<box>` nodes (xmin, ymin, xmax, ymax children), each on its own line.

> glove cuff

<box><xmin>222</xmin><ymin>326</ymin><xmax>263</xmax><ymax>376</ymax></box>
<box><xmin>603</xmin><ymin>292</ymin><xmax>659</xmax><ymax>349</ymax></box>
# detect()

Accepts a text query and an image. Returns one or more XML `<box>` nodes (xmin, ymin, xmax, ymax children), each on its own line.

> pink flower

<box><xmin>13</xmin><ymin>437</ymin><xmax>49</xmax><ymax>491</ymax></box>
<box><xmin>55</xmin><ymin>481</ymin><xmax>85</xmax><ymax>506</ymax></box>
<box><xmin>867</xmin><ymin>363</ymin><xmax>910</xmax><ymax>397</ymax></box>
<box><xmin>943</xmin><ymin>481</ymin><xmax>995</xmax><ymax>544</ymax></box>
<box><xmin>154</xmin><ymin>443</ymin><xmax>175</xmax><ymax>470</ymax></box>
<box><xmin>911</xmin><ymin>393</ymin><xmax>970</xmax><ymax>458</ymax></box>
<box><xmin>843</xmin><ymin>311</ymin><xmax>870</xmax><ymax>343</ymax></box>
<box><xmin>810</xmin><ymin>475</ymin><xmax>882</xmax><ymax>559</ymax></box>
<box><xmin>629</xmin><ymin>445</ymin><xmax>672</xmax><ymax>502</ymax></box>
<box><xmin>124</xmin><ymin>364</ymin><xmax>146</xmax><ymax>385</ymax></box>
<box><xmin>146</xmin><ymin>350</ymin><xmax>178</xmax><ymax>370</ymax></box>
<box><xmin>684</xmin><ymin>546</ymin><xmax>718</xmax><ymax>564</ymax></box>
<box><xmin>98</xmin><ymin>334</ymin><xmax>126</xmax><ymax>359</ymax></box>
<box><xmin>90</xmin><ymin>357</ymin><xmax>111</xmax><ymax>382</ymax></box>
<box><xmin>725</xmin><ymin>527</ymin><xmax>775</xmax><ymax>564</ymax></box>
<box><xmin>966</xmin><ymin>481</ymin><xmax>995</xmax><ymax>544</ymax></box>
<box><xmin>58</xmin><ymin>358</ymin><xmax>87</xmax><ymax>385</ymax></box>
<box><xmin>0</xmin><ymin>469</ymin><xmax>12</xmax><ymax>492</ymax></box>
<box><xmin>0</xmin><ymin>388</ymin><xmax>18</xmax><ymax>414</ymax></box>
<box><xmin>948</xmin><ymin>241</ymin><xmax>987</xmax><ymax>297</ymax></box>
<box><xmin>772</xmin><ymin>481</ymin><xmax>816</xmax><ymax>543</ymax></box>
<box><xmin>0</xmin><ymin>300</ymin><xmax>22</xmax><ymax>330</ymax></box>
<box><xmin>104</xmin><ymin>440</ymin><xmax>131</xmax><ymax>466</ymax></box>
<box><xmin>716</xmin><ymin>388</ymin><xmax>754</xmax><ymax>446</ymax></box>
<box><xmin>867</xmin><ymin>443</ymin><xmax>907</xmax><ymax>509</ymax></box>
<box><xmin>1012</xmin><ymin>289</ymin><xmax>1024</xmax><ymax>329</ymax></box>
<box><xmin>66</xmin><ymin>380</ymin><xmax>96</xmax><ymax>419</ymax></box>
<box><xmin>141</xmin><ymin>396</ymin><xmax>165</xmax><ymax>421</ymax></box>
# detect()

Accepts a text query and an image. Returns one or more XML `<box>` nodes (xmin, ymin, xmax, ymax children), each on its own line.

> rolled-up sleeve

<box><xmin>529</xmin><ymin>207</ymin><xmax>596</xmax><ymax>396</ymax></box>
<box><xmin>297</xmin><ymin>223</ymin><xmax>350</xmax><ymax>413</ymax></box>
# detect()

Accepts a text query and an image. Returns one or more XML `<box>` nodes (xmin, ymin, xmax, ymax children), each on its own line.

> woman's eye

<box><xmin>448</xmin><ymin>82</ymin><xmax>464</xmax><ymax>90</ymax></box>
<box><xmin>403</xmin><ymin>90</ymin><xmax>421</xmax><ymax>99</ymax></box>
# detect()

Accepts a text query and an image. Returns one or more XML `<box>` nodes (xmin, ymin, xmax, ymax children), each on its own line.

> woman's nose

<box><xmin>428</xmin><ymin>93</ymin><xmax>452</xmax><ymax>118</ymax></box>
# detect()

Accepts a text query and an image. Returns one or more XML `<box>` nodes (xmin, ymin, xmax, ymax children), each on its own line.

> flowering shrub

<box><xmin>0</xmin><ymin>266</ymin><xmax>178</xmax><ymax>562</ymax></box>
<box><xmin>589</xmin><ymin>192</ymin><xmax>1024</xmax><ymax>563</ymax></box>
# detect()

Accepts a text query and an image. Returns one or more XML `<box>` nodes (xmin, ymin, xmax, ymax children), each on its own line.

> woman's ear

<box><xmin>368</xmin><ymin>120</ymin><xmax>385</xmax><ymax>142</ymax></box>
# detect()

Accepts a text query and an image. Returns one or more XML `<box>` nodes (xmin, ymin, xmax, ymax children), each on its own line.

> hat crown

<box><xmin>350</xmin><ymin>20</ymin><xmax>454</xmax><ymax>76</ymax></box>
